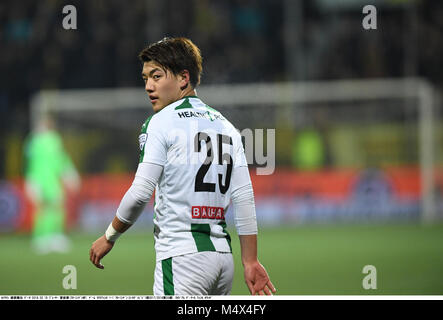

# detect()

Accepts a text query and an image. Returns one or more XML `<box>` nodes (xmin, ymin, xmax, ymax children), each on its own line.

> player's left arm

<box><xmin>89</xmin><ymin>162</ymin><xmax>163</xmax><ymax>269</ymax></box>
<box><xmin>90</xmin><ymin>114</ymin><xmax>167</xmax><ymax>269</ymax></box>
<box><xmin>89</xmin><ymin>216</ymin><xmax>130</xmax><ymax>269</ymax></box>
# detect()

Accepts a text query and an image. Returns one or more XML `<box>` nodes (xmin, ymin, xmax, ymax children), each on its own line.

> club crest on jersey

<box><xmin>139</xmin><ymin>133</ymin><xmax>147</xmax><ymax>151</ymax></box>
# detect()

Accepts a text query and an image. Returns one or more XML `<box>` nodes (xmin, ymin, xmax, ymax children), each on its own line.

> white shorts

<box><xmin>153</xmin><ymin>251</ymin><xmax>234</xmax><ymax>295</ymax></box>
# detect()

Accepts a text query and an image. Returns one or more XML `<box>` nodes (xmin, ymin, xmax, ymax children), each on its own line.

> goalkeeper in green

<box><xmin>24</xmin><ymin>115</ymin><xmax>80</xmax><ymax>254</ymax></box>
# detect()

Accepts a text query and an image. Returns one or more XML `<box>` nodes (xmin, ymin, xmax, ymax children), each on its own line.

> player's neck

<box><xmin>179</xmin><ymin>87</ymin><xmax>197</xmax><ymax>100</ymax></box>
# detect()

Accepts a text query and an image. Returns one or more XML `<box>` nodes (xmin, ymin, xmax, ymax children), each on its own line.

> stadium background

<box><xmin>1</xmin><ymin>0</ymin><xmax>443</xmax><ymax>295</ymax></box>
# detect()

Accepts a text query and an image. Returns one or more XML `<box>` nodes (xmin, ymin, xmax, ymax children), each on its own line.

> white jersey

<box><xmin>138</xmin><ymin>96</ymin><xmax>248</xmax><ymax>261</ymax></box>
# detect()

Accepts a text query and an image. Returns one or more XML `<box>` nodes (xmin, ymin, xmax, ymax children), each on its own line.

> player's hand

<box><xmin>89</xmin><ymin>235</ymin><xmax>114</xmax><ymax>269</ymax></box>
<box><xmin>243</xmin><ymin>261</ymin><xmax>276</xmax><ymax>295</ymax></box>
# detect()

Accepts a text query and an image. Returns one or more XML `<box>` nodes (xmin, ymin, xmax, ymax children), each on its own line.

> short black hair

<box><xmin>138</xmin><ymin>37</ymin><xmax>203</xmax><ymax>88</ymax></box>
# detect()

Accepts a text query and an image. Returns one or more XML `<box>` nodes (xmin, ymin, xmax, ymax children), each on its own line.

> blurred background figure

<box><xmin>23</xmin><ymin>113</ymin><xmax>80</xmax><ymax>254</ymax></box>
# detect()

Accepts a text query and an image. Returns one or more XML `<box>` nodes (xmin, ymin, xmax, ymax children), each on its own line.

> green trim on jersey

<box><xmin>139</xmin><ymin>115</ymin><xmax>154</xmax><ymax>163</ymax></box>
<box><xmin>204</xmin><ymin>104</ymin><xmax>225</xmax><ymax>121</ymax></box>
<box><xmin>162</xmin><ymin>258</ymin><xmax>174</xmax><ymax>295</ymax></box>
<box><xmin>205</xmin><ymin>104</ymin><xmax>219</xmax><ymax>113</ymax></box>
<box><xmin>191</xmin><ymin>224</ymin><xmax>216</xmax><ymax>252</ymax></box>
<box><xmin>174</xmin><ymin>97</ymin><xmax>193</xmax><ymax>110</ymax></box>
<box><xmin>219</xmin><ymin>220</ymin><xmax>232</xmax><ymax>252</ymax></box>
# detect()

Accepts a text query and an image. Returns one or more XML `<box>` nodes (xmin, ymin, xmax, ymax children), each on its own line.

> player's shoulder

<box><xmin>139</xmin><ymin>113</ymin><xmax>156</xmax><ymax>134</ymax></box>
<box><xmin>140</xmin><ymin>96</ymin><xmax>240</xmax><ymax>136</ymax></box>
<box><xmin>179</xmin><ymin>96</ymin><xmax>232</xmax><ymax>125</ymax></box>
<box><xmin>191</xmin><ymin>97</ymin><xmax>241</xmax><ymax>138</ymax></box>
<box><xmin>139</xmin><ymin>107</ymin><xmax>172</xmax><ymax>134</ymax></box>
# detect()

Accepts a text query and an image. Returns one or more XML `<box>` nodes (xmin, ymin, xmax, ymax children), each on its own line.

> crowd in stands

<box><xmin>0</xmin><ymin>0</ymin><xmax>442</xmax><ymax>175</ymax></box>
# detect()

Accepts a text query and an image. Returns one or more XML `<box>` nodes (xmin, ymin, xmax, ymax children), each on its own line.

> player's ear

<box><xmin>179</xmin><ymin>70</ymin><xmax>190</xmax><ymax>90</ymax></box>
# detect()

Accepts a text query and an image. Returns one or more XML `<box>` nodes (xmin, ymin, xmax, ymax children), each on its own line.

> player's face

<box><xmin>142</xmin><ymin>61</ymin><xmax>183</xmax><ymax>112</ymax></box>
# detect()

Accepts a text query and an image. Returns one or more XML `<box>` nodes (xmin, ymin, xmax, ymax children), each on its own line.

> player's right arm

<box><xmin>231</xmin><ymin>165</ymin><xmax>276</xmax><ymax>295</ymax></box>
<box><xmin>230</xmin><ymin>131</ymin><xmax>276</xmax><ymax>295</ymax></box>
<box><xmin>239</xmin><ymin>234</ymin><xmax>276</xmax><ymax>295</ymax></box>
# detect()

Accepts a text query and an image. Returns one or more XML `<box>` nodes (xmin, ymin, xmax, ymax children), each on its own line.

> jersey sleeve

<box><xmin>138</xmin><ymin>114</ymin><xmax>168</xmax><ymax>166</ymax></box>
<box><xmin>233</xmin><ymin>130</ymin><xmax>248</xmax><ymax>168</ymax></box>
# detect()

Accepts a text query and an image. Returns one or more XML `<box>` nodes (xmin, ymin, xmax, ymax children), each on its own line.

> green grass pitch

<box><xmin>1</xmin><ymin>223</ymin><xmax>443</xmax><ymax>295</ymax></box>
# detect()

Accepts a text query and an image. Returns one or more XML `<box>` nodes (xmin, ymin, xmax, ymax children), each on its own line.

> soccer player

<box><xmin>24</xmin><ymin>114</ymin><xmax>80</xmax><ymax>254</ymax></box>
<box><xmin>89</xmin><ymin>37</ymin><xmax>275</xmax><ymax>296</ymax></box>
